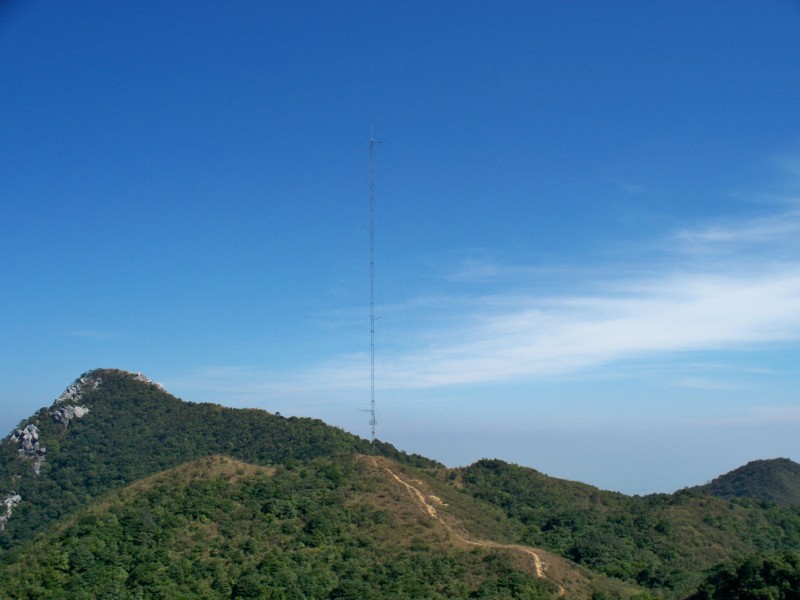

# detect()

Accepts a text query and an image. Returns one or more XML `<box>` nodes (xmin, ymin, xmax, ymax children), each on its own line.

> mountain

<box><xmin>0</xmin><ymin>368</ymin><xmax>434</xmax><ymax>549</ymax></box>
<box><xmin>693</xmin><ymin>458</ymin><xmax>800</xmax><ymax>507</ymax></box>
<box><xmin>446</xmin><ymin>459</ymin><xmax>800</xmax><ymax>596</ymax></box>
<box><xmin>0</xmin><ymin>453</ymin><xmax>640</xmax><ymax>599</ymax></box>
<box><xmin>1</xmin><ymin>369</ymin><xmax>799</xmax><ymax>599</ymax></box>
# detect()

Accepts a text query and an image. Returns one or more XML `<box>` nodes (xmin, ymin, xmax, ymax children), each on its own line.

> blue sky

<box><xmin>2</xmin><ymin>1</ymin><xmax>800</xmax><ymax>493</ymax></box>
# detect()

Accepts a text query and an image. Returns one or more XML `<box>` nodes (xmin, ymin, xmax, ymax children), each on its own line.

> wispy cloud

<box><xmin>772</xmin><ymin>153</ymin><xmax>800</xmax><ymax>179</ymax></box>
<box><xmin>179</xmin><ymin>205</ymin><xmax>800</xmax><ymax>401</ymax></box>
<box><xmin>182</xmin><ymin>268</ymin><xmax>800</xmax><ymax>398</ymax></box>
<box><xmin>373</xmin><ymin>269</ymin><xmax>800</xmax><ymax>389</ymax></box>
<box><xmin>445</xmin><ymin>258</ymin><xmax>552</xmax><ymax>283</ymax></box>
<box><xmin>676</xmin><ymin>209</ymin><xmax>800</xmax><ymax>253</ymax></box>
<box><xmin>672</xmin><ymin>377</ymin><xmax>748</xmax><ymax>391</ymax></box>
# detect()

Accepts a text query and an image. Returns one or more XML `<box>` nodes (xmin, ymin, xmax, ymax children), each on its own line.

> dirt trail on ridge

<box><xmin>369</xmin><ymin>456</ymin><xmax>562</xmax><ymax>592</ymax></box>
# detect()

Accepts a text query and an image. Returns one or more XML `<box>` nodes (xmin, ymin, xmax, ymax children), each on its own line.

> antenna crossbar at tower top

<box><xmin>369</xmin><ymin>134</ymin><xmax>377</xmax><ymax>453</ymax></box>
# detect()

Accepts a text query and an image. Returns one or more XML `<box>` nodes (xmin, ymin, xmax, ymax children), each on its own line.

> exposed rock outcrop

<box><xmin>50</xmin><ymin>404</ymin><xmax>90</xmax><ymax>427</ymax></box>
<box><xmin>49</xmin><ymin>373</ymin><xmax>99</xmax><ymax>426</ymax></box>
<box><xmin>0</xmin><ymin>492</ymin><xmax>21</xmax><ymax>532</ymax></box>
<box><xmin>10</xmin><ymin>424</ymin><xmax>45</xmax><ymax>476</ymax></box>
<box><xmin>3</xmin><ymin>369</ymin><xmax>163</xmax><ymax>533</ymax></box>
<box><xmin>54</xmin><ymin>373</ymin><xmax>103</xmax><ymax>405</ymax></box>
<box><xmin>10</xmin><ymin>373</ymin><xmax>104</xmax><ymax>475</ymax></box>
<box><xmin>130</xmin><ymin>371</ymin><xmax>165</xmax><ymax>390</ymax></box>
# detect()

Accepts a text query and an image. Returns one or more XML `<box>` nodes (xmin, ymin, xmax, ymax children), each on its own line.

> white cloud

<box><xmin>374</xmin><ymin>268</ymin><xmax>800</xmax><ymax>389</ymax></box>
<box><xmin>672</xmin><ymin>377</ymin><xmax>747</xmax><ymax>391</ymax></box>
<box><xmin>179</xmin><ymin>208</ymin><xmax>800</xmax><ymax>401</ymax></box>
<box><xmin>676</xmin><ymin>209</ymin><xmax>800</xmax><ymax>253</ymax></box>
<box><xmin>181</xmin><ymin>265</ymin><xmax>800</xmax><ymax>398</ymax></box>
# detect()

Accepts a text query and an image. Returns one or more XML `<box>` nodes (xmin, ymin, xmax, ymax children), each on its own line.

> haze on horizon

<box><xmin>2</xmin><ymin>1</ymin><xmax>800</xmax><ymax>494</ymax></box>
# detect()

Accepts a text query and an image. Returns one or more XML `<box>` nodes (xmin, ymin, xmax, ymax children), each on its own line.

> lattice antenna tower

<box><xmin>369</xmin><ymin>134</ymin><xmax>377</xmax><ymax>452</ymax></box>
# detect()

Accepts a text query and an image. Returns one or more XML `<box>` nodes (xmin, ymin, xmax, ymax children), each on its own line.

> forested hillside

<box><xmin>0</xmin><ymin>454</ymin><xmax>647</xmax><ymax>599</ymax></box>
<box><xmin>1</xmin><ymin>370</ymin><xmax>799</xmax><ymax>599</ymax></box>
<box><xmin>0</xmin><ymin>369</ymin><xmax>434</xmax><ymax>549</ymax></box>
<box><xmin>451</xmin><ymin>459</ymin><xmax>800</xmax><ymax>597</ymax></box>
<box><xmin>693</xmin><ymin>458</ymin><xmax>800</xmax><ymax>506</ymax></box>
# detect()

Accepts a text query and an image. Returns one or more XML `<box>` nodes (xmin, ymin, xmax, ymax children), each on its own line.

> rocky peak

<box><xmin>49</xmin><ymin>372</ymin><xmax>100</xmax><ymax>429</ymax></box>
<box><xmin>2</xmin><ymin>369</ymin><xmax>167</xmax><ymax>534</ymax></box>
<box><xmin>71</xmin><ymin>368</ymin><xmax>164</xmax><ymax>391</ymax></box>
<box><xmin>8</xmin><ymin>370</ymin><xmax>164</xmax><ymax>477</ymax></box>
<box><xmin>54</xmin><ymin>372</ymin><xmax>103</xmax><ymax>405</ymax></box>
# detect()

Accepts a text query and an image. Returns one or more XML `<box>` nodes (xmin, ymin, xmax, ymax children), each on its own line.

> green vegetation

<box><xmin>453</xmin><ymin>459</ymin><xmax>800</xmax><ymax>597</ymax></box>
<box><xmin>2</xmin><ymin>370</ymin><xmax>799</xmax><ymax>598</ymax></box>
<box><xmin>0</xmin><ymin>369</ymin><xmax>435</xmax><ymax>550</ymax></box>
<box><xmin>686</xmin><ymin>551</ymin><xmax>800</xmax><ymax>599</ymax></box>
<box><xmin>693</xmin><ymin>458</ymin><xmax>800</xmax><ymax>507</ymax></box>
<box><xmin>0</xmin><ymin>455</ymin><xmax>560</xmax><ymax>599</ymax></box>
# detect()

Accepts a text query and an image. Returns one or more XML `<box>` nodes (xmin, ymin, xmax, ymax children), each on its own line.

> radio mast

<box><xmin>369</xmin><ymin>134</ymin><xmax>377</xmax><ymax>452</ymax></box>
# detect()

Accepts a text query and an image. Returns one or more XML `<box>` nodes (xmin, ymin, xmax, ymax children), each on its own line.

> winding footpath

<box><xmin>372</xmin><ymin>457</ymin><xmax>554</xmax><ymax>584</ymax></box>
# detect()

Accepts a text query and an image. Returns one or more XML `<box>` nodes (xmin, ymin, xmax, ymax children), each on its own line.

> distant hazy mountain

<box><xmin>1</xmin><ymin>369</ymin><xmax>799</xmax><ymax>599</ymax></box>
<box><xmin>693</xmin><ymin>458</ymin><xmax>800</xmax><ymax>506</ymax></box>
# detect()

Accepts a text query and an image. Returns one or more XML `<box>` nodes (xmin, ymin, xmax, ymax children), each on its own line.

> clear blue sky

<box><xmin>2</xmin><ymin>1</ymin><xmax>800</xmax><ymax>494</ymax></box>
